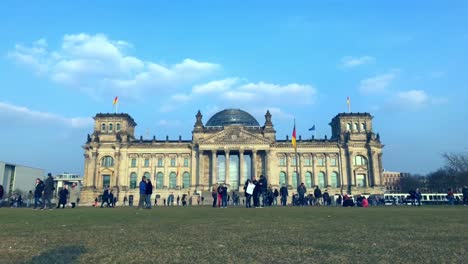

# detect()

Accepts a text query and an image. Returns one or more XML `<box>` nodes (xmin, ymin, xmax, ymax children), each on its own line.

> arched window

<box><xmin>318</xmin><ymin>171</ymin><xmax>326</xmax><ymax>188</ymax></box>
<box><xmin>346</xmin><ymin>123</ymin><xmax>351</xmax><ymax>131</ymax></box>
<box><xmin>182</xmin><ymin>172</ymin><xmax>190</xmax><ymax>188</ymax></box>
<box><xmin>101</xmin><ymin>156</ymin><xmax>114</xmax><ymax>167</ymax></box>
<box><xmin>109</xmin><ymin>123</ymin><xmax>113</xmax><ymax>131</ymax></box>
<box><xmin>116</xmin><ymin>123</ymin><xmax>121</xmax><ymax>131</ymax></box>
<box><xmin>305</xmin><ymin>171</ymin><xmax>313</xmax><ymax>188</ymax></box>
<box><xmin>169</xmin><ymin>172</ymin><xmax>177</xmax><ymax>189</ymax></box>
<box><xmin>353</xmin><ymin>123</ymin><xmax>358</xmax><ymax>130</ymax></box>
<box><xmin>156</xmin><ymin>172</ymin><xmax>164</xmax><ymax>189</ymax></box>
<box><xmin>279</xmin><ymin>171</ymin><xmax>286</xmax><ymax>185</ymax></box>
<box><xmin>292</xmin><ymin>171</ymin><xmax>298</xmax><ymax>188</ymax></box>
<box><xmin>361</xmin><ymin>123</ymin><xmax>366</xmax><ymax>131</ymax></box>
<box><xmin>130</xmin><ymin>172</ymin><xmax>137</xmax><ymax>189</ymax></box>
<box><xmin>331</xmin><ymin>171</ymin><xmax>340</xmax><ymax>187</ymax></box>
<box><xmin>143</xmin><ymin>172</ymin><xmax>150</xmax><ymax>180</ymax></box>
<box><xmin>101</xmin><ymin>123</ymin><xmax>106</xmax><ymax>131</ymax></box>
<box><xmin>354</xmin><ymin>155</ymin><xmax>367</xmax><ymax>166</ymax></box>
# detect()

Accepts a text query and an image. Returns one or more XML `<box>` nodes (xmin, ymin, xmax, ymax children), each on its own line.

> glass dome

<box><xmin>205</xmin><ymin>109</ymin><xmax>260</xmax><ymax>127</ymax></box>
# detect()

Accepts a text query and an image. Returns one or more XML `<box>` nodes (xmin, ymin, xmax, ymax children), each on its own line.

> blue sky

<box><xmin>0</xmin><ymin>1</ymin><xmax>467</xmax><ymax>175</ymax></box>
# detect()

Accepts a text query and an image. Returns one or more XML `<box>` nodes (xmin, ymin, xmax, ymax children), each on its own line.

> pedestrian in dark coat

<box><xmin>145</xmin><ymin>179</ymin><xmax>153</xmax><ymax>209</ymax></box>
<box><xmin>33</xmin><ymin>179</ymin><xmax>44</xmax><ymax>209</ymax></box>
<box><xmin>297</xmin><ymin>183</ymin><xmax>307</xmax><ymax>206</ymax></box>
<box><xmin>42</xmin><ymin>173</ymin><xmax>55</xmax><ymax>209</ymax></box>
<box><xmin>57</xmin><ymin>186</ymin><xmax>69</xmax><ymax>209</ymax></box>
<box><xmin>280</xmin><ymin>184</ymin><xmax>288</xmax><ymax>206</ymax></box>
<box><xmin>252</xmin><ymin>178</ymin><xmax>260</xmax><ymax>207</ymax></box>
<box><xmin>101</xmin><ymin>187</ymin><xmax>110</xmax><ymax>208</ymax></box>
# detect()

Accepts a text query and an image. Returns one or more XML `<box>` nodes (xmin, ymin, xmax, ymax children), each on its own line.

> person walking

<box><xmin>323</xmin><ymin>190</ymin><xmax>330</xmax><ymax>206</ymax></box>
<box><xmin>42</xmin><ymin>173</ymin><xmax>55</xmax><ymax>210</ymax></box>
<box><xmin>273</xmin><ymin>188</ymin><xmax>279</xmax><ymax>206</ymax></box>
<box><xmin>314</xmin><ymin>186</ymin><xmax>322</xmax><ymax>206</ymax></box>
<box><xmin>243</xmin><ymin>179</ymin><xmax>253</xmax><ymax>208</ymax></box>
<box><xmin>56</xmin><ymin>186</ymin><xmax>69</xmax><ymax>209</ymax></box>
<box><xmin>138</xmin><ymin>176</ymin><xmax>147</xmax><ymax>209</ymax></box>
<box><xmin>297</xmin><ymin>183</ymin><xmax>307</xmax><ymax>206</ymax></box>
<box><xmin>33</xmin><ymin>179</ymin><xmax>44</xmax><ymax>209</ymax></box>
<box><xmin>123</xmin><ymin>195</ymin><xmax>128</xmax><ymax>206</ymax></box>
<box><xmin>280</xmin><ymin>184</ymin><xmax>288</xmax><ymax>206</ymax></box>
<box><xmin>101</xmin><ymin>186</ymin><xmax>110</xmax><ymax>208</ymax></box>
<box><xmin>447</xmin><ymin>188</ymin><xmax>454</xmax><ymax>206</ymax></box>
<box><xmin>0</xmin><ymin>185</ymin><xmax>3</xmax><ymax>207</ymax></box>
<box><xmin>222</xmin><ymin>184</ymin><xmax>228</xmax><ymax>208</ymax></box>
<box><xmin>252</xmin><ymin>177</ymin><xmax>260</xmax><ymax>208</ymax></box>
<box><xmin>27</xmin><ymin>190</ymin><xmax>33</xmax><ymax>208</ymax></box>
<box><xmin>212</xmin><ymin>185</ymin><xmax>218</xmax><ymax>208</ymax></box>
<box><xmin>258</xmin><ymin>175</ymin><xmax>268</xmax><ymax>207</ymax></box>
<box><xmin>69</xmin><ymin>183</ymin><xmax>80</xmax><ymax>208</ymax></box>
<box><xmin>463</xmin><ymin>186</ymin><xmax>468</xmax><ymax>206</ymax></box>
<box><xmin>146</xmin><ymin>179</ymin><xmax>153</xmax><ymax>209</ymax></box>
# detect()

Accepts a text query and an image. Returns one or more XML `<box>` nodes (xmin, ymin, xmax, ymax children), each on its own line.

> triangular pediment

<box><xmin>199</xmin><ymin>127</ymin><xmax>272</xmax><ymax>145</ymax></box>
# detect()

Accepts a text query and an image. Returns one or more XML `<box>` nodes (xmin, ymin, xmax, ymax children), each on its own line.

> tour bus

<box><xmin>383</xmin><ymin>193</ymin><xmax>463</xmax><ymax>205</ymax></box>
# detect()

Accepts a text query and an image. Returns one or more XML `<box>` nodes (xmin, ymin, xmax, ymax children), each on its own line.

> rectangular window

<box><xmin>170</xmin><ymin>158</ymin><xmax>176</xmax><ymax>167</ymax></box>
<box><xmin>356</xmin><ymin>174</ymin><xmax>366</xmax><ymax>187</ymax></box>
<box><xmin>102</xmin><ymin>175</ymin><xmax>110</xmax><ymax>188</ymax></box>
<box><xmin>157</xmin><ymin>158</ymin><xmax>163</xmax><ymax>167</ymax></box>
<box><xmin>305</xmin><ymin>158</ymin><xmax>311</xmax><ymax>166</ymax></box>
<box><xmin>183</xmin><ymin>158</ymin><xmax>189</xmax><ymax>167</ymax></box>
<box><xmin>330</xmin><ymin>158</ymin><xmax>337</xmax><ymax>166</ymax></box>
<box><xmin>317</xmin><ymin>158</ymin><xmax>324</xmax><ymax>166</ymax></box>
<box><xmin>131</xmin><ymin>158</ymin><xmax>137</xmax><ymax>168</ymax></box>
<box><xmin>291</xmin><ymin>157</ymin><xmax>297</xmax><ymax>166</ymax></box>
<box><xmin>279</xmin><ymin>157</ymin><xmax>286</xmax><ymax>166</ymax></box>
<box><xmin>144</xmin><ymin>158</ymin><xmax>150</xmax><ymax>167</ymax></box>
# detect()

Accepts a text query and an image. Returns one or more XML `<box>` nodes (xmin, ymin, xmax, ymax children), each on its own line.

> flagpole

<box><xmin>294</xmin><ymin>119</ymin><xmax>300</xmax><ymax>187</ymax></box>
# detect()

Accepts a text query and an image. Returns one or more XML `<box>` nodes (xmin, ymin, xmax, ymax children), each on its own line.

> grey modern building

<box><xmin>0</xmin><ymin>161</ymin><xmax>45</xmax><ymax>197</ymax></box>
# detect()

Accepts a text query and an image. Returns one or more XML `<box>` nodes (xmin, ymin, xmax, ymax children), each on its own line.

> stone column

<box><xmin>164</xmin><ymin>154</ymin><xmax>169</xmax><ymax>188</ymax></box>
<box><xmin>195</xmin><ymin>149</ymin><xmax>201</xmax><ymax>189</ymax></box>
<box><xmin>211</xmin><ymin>150</ymin><xmax>217</xmax><ymax>185</ymax></box>
<box><xmin>265</xmin><ymin>150</ymin><xmax>271</xmax><ymax>179</ymax></box>
<box><xmin>225</xmin><ymin>149</ymin><xmax>230</xmax><ymax>185</ymax></box>
<box><xmin>311</xmin><ymin>153</ymin><xmax>316</xmax><ymax>186</ymax></box>
<box><xmin>92</xmin><ymin>152</ymin><xmax>98</xmax><ymax>188</ymax></box>
<box><xmin>114</xmin><ymin>152</ymin><xmax>121</xmax><ymax>188</ymax></box>
<box><xmin>239</xmin><ymin>149</ymin><xmax>244</xmax><ymax>188</ymax></box>
<box><xmin>252</xmin><ymin>150</ymin><xmax>257</xmax><ymax>179</ymax></box>
<box><xmin>285</xmin><ymin>153</ymin><xmax>289</xmax><ymax>186</ymax></box>
<box><xmin>325</xmin><ymin>154</ymin><xmax>330</xmax><ymax>187</ymax></box>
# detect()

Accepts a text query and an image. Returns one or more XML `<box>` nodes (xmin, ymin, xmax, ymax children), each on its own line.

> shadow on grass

<box><xmin>24</xmin><ymin>245</ymin><xmax>86</xmax><ymax>264</ymax></box>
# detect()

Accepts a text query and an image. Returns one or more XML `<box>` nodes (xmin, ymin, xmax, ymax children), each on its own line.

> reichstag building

<box><xmin>81</xmin><ymin>109</ymin><xmax>384</xmax><ymax>203</ymax></box>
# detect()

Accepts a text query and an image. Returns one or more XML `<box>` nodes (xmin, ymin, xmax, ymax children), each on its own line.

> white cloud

<box><xmin>340</xmin><ymin>56</ymin><xmax>375</xmax><ymax>68</ymax></box>
<box><xmin>160</xmin><ymin>78</ymin><xmax>318</xmax><ymax>112</ymax></box>
<box><xmin>250</xmin><ymin>107</ymin><xmax>294</xmax><ymax>121</ymax></box>
<box><xmin>0</xmin><ymin>102</ymin><xmax>93</xmax><ymax>128</ymax></box>
<box><xmin>192</xmin><ymin>78</ymin><xmax>239</xmax><ymax>94</ymax></box>
<box><xmin>8</xmin><ymin>33</ymin><xmax>220</xmax><ymax>98</ymax></box>
<box><xmin>360</xmin><ymin>71</ymin><xmax>398</xmax><ymax>94</ymax></box>
<box><xmin>386</xmin><ymin>90</ymin><xmax>448</xmax><ymax>110</ymax></box>
<box><xmin>394</xmin><ymin>90</ymin><xmax>429</xmax><ymax>106</ymax></box>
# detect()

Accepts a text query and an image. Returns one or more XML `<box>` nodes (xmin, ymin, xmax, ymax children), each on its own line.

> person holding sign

<box><xmin>244</xmin><ymin>179</ymin><xmax>254</xmax><ymax>208</ymax></box>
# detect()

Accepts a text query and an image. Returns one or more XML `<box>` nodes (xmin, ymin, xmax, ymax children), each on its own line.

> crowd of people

<box><xmin>1</xmin><ymin>175</ymin><xmax>468</xmax><ymax>209</ymax></box>
<box><xmin>0</xmin><ymin>173</ymin><xmax>81</xmax><ymax>209</ymax></box>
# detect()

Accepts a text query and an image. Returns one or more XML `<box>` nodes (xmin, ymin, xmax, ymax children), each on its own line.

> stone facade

<box><xmin>81</xmin><ymin>109</ymin><xmax>384</xmax><ymax>204</ymax></box>
<box><xmin>382</xmin><ymin>171</ymin><xmax>404</xmax><ymax>193</ymax></box>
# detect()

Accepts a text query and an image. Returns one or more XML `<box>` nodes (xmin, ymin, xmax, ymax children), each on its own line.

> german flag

<box><xmin>292</xmin><ymin>121</ymin><xmax>297</xmax><ymax>150</ymax></box>
<box><xmin>113</xmin><ymin>96</ymin><xmax>118</xmax><ymax>105</ymax></box>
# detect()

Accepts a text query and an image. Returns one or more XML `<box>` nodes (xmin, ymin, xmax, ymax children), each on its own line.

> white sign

<box><xmin>246</xmin><ymin>183</ymin><xmax>255</xmax><ymax>195</ymax></box>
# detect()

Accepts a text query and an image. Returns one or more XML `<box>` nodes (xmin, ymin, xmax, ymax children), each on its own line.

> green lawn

<box><xmin>0</xmin><ymin>206</ymin><xmax>466</xmax><ymax>264</ymax></box>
